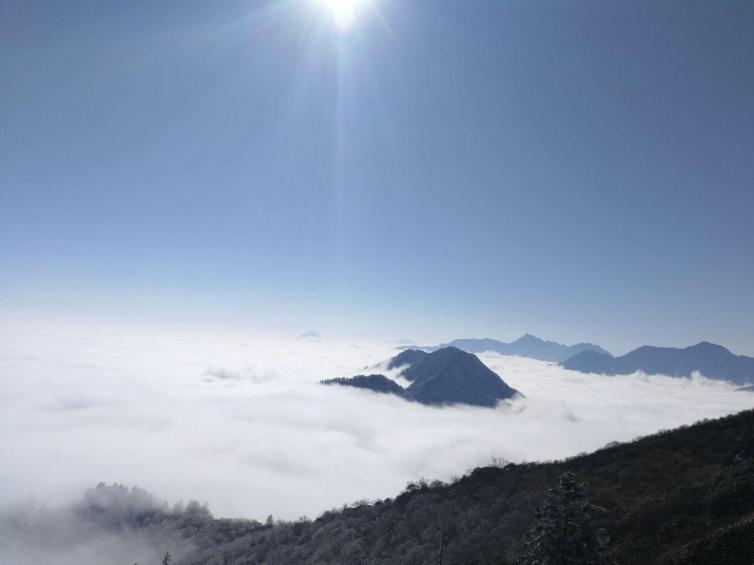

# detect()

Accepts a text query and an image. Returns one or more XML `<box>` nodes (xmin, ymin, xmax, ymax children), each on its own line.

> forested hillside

<box><xmin>55</xmin><ymin>410</ymin><xmax>754</xmax><ymax>564</ymax></box>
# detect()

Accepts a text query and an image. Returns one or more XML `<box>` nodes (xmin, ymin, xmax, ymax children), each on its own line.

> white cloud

<box><xmin>0</xmin><ymin>318</ymin><xmax>752</xmax><ymax>523</ymax></box>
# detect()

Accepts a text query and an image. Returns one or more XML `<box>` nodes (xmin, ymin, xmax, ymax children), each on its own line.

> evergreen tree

<box><xmin>518</xmin><ymin>472</ymin><xmax>606</xmax><ymax>565</ymax></box>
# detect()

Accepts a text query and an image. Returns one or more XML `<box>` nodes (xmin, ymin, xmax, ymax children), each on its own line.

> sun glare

<box><xmin>320</xmin><ymin>0</ymin><xmax>359</xmax><ymax>32</ymax></box>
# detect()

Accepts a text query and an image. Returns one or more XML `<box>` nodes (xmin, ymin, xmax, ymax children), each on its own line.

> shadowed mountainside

<box><xmin>323</xmin><ymin>347</ymin><xmax>520</xmax><ymax>408</ymax></box>
<box><xmin>321</xmin><ymin>374</ymin><xmax>407</xmax><ymax>398</ymax></box>
<box><xmin>562</xmin><ymin>341</ymin><xmax>754</xmax><ymax>386</ymax></box>
<box><xmin>401</xmin><ymin>347</ymin><xmax>520</xmax><ymax>407</ymax></box>
<box><xmin>386</xmin><ymin>349</ymin><xmax>429</xmax><ymax>370</ymax></box>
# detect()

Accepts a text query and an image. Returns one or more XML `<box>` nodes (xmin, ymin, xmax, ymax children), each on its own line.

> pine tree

<box><xmin>518</xmin><ymin>472</ymin><xmax>607</xmax><ymax>565</ymax></box>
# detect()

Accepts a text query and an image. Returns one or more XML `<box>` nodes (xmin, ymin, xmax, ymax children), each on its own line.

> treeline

<box><xmin>85</xmin><ymin>409</ymin><xmax>754</xmax><ymax>564</ymax></box>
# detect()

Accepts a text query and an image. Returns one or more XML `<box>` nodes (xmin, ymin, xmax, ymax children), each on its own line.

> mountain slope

<box><xmin>328</xmin><ymin>348</ymin><xmax>521</xmax><ymax>408</ymax></box>
<box><xmin>562</xmin><ymin>342</ymin><xmax>754</xmax><ymax>386</ymax></box>
<box><xmin>321</xmin><ymin>375</ymin><xmax>407</xmax><ymax>397</ymax></box>
<box><xmin>386</xmin><ymin>349</ymin><xmax>429</xmax><ymax>370</ymax></box>
<box><xmin>403</xmin><ymin>347</ymin><xmax>520</xmax><ymax>407</ymax></box>
<box><xmin>435</xmin><ymin>335</ymin><xmax>610</xmax><ymax>363</ymax></box>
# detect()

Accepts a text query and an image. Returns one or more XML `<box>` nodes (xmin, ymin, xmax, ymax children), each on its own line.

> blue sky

<box><xmin>2</xmin><ymin>0</ymin><xmax>753</xmax><ymax>353</ymax></box>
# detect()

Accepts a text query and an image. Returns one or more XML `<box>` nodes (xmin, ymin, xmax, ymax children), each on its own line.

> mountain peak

<box><xmin>377</xmin><ymin>347</ymin><xmax>522</xmax><ymax>407</ymax></box>
<box><xmin>298</xmin><ymin>332</ymin><xmax>321</xmax><ymax>340</ymax></box>
<box><xmin>563</xmin><ymin>341</ymin><xmax>753</xmax><ymax>385</ymax></box>
<box><xmin>690</xmin><ymin>341</ymin><xmax>731</xmax><ymax>354</ymax></box>
<box><xmin>516</xmin><ymin>334</ymin><xmax>543</xmax><ymax>343</ymax></box>
<box><xmin>386</xmin><ymin>349</ymin><xmax>429</xmax><ymax>370</ymax></box>
<box><xmin>403</xmin><ymin>347</ymin><xmax>520</xmax><ymax>407</ymax></box>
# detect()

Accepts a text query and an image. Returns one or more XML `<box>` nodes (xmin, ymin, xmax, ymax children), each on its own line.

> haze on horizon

<box><xmin>2</xmin><ymin>0</ymin><xmax>754</xmax><ymax>355</ymax></box>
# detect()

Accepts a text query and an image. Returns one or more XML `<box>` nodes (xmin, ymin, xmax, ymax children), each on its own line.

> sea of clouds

<box><xmin>1</xmin><ymin>317</ymin><xmax>752</xmax><ymax>526</ymax></box>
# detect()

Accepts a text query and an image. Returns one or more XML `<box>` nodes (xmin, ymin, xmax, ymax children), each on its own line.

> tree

<box><xmin>518</xmin><ymin>472</ymin><xmax>607</xmax><ymax>565</ymax></box>
<box><xmin>162</xmin><ymin>552</ymin><xmax>172</xmax><ymax>565</ymax></box>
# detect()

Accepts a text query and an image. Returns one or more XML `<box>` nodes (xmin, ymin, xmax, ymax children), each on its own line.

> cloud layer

<box><xmin>1</xmin><ymin>318</ymin><xmax>752</xmax><ymax>523</ymax></box>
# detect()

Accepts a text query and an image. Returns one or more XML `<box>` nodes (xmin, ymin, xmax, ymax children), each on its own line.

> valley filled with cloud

<box><xmin>2</xmin><ymin>318</ymin><xmax>752</xmax><ymax>524</ymax></box>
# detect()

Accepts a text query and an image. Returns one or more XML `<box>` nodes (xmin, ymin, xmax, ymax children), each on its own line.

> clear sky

<box><xmin>2</xmin><ymin>0</ymin><xmax>753</xmax><ymax>354</ymax></box>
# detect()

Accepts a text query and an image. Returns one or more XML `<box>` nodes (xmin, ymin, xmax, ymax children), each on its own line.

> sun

<box><xmin>319</xmin><ymin>0</ymin><xmax>360</xmax><ymax>32</ymax></box>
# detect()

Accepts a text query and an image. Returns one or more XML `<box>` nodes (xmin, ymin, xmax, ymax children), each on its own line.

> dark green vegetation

<box><xmin>66</xmin><ymin>410</ymin><xmax>754</xmax><ymax>564</ymax></box>
<box><xmin>562</xmin><ymin>341</ymin><xmax>754</xmax><ymax>386</ymax></box>
<box><xmin>518</xmin><ymin>471</ymin><xmax>607</xmax><ymax>565</ymax></box>
<box><xmin>321</xmin><ymin>374</ymin><xmax>408</xmax><ymax>397</ymax></box>
<box><xmin>323</xmin><ymin>347</ymin><xmax>520</xmax><ymax>407</ymax></box>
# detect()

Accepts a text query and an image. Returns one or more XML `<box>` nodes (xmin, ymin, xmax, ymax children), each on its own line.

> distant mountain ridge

<box><xmin>298</xmin><ymin>332</ymin><xmax>321</xmax><ymax>339</ymax></box>
<box><xmin>421</xmin><ymin>334</ymin><xmax>610</xmax><ymax>363</ymax></box>
<box><xmin>562</xmin><ymin>341</ymin><xmax>754</xmax><ymax>386</ymax></box>
<box><xmin>323</xmin><ymin>347</ymin><xmax>520</xmax><ymax>408</ymax></box>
